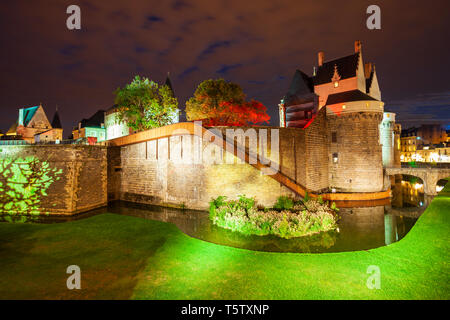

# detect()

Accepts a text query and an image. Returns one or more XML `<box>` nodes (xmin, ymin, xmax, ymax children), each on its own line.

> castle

<box><xmin>279</xmin><ymin>40</ymin><xmax>398</xmax><ymax>193</ymax></box>
<box><xmin>0</xmin><ymin>42</ymin><xmax>405</xmax><ymax>215</ymax></box>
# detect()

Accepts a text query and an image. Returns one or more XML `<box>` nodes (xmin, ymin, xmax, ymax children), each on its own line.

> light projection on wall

<box><xmin>0</xmin><ymin>157</ymin><xmax>62</xmax><ymax>215</ymax></box>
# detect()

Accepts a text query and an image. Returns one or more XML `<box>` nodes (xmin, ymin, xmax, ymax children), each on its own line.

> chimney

<box><xmin>318</xmin><ymin>51</ymin><xmax>324</xmax><ymax>67</ymax></box>
<box><xmin>354</xmin><ymin>40</ymin><xmax>362</xmax><ymax>53</ymax></box>
<box><xmin>364</xmin><ymin>62</ymin><xmax>373</xmax><ymax>78</ymax></box>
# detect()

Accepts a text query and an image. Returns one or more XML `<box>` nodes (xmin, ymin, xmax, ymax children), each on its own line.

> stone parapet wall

<box><xmin>0</xmin><ymin>145</ymin><xmax>107</xmax><ymax>215</ymax></box>
<box><xmin>115</xmin><ymin>133</ymin><xmax>297</xmax><ymax>210</ymax></box>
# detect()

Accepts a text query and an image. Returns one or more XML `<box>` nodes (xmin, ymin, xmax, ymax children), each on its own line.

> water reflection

<box><xmin>104</xmin><ymin>200</ymin><xmax>417</xmax><ymax>253</ymax></box>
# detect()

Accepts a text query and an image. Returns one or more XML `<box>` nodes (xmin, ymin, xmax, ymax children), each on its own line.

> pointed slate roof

<box><xmin>165</xmin><ymin>74</ymin><xmax>175</xmax><ymax>96</ymax></box>
<box><xmin>21</xmin><ymin>106</ymin><xmax>39</xmax><ymax>126</ymax></box>
<box><xmin>51</xmin><ymin>109</ymin><xmax>62</xmax><ymax>128</ymax></box>
<box><xmin>365</xmin><ymin>65</ymin><xmax>380</xmax><ymax>96</ymax></box>
<box><xmin>313</xmin><ymin>52</ymin><xmax>360</xmax><ymax>86</ymax></box>
<box><xmin>325</xmin><ymin>89</ymin><xmax>377</xmax><ymax>105</ymax></box>
<box><xmin>282</xmin><ymin>70</ymin><xmax>315</xmax><ymax>106</ymax></box>
<box><xmin>79</xmin><ymin>110</ymin><xmax>105</xmax><ymax>128</ymax></box>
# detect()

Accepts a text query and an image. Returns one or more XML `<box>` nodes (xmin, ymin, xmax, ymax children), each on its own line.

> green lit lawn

<box><xmin>0</xmin><ymin>184</ymin><xmax>449</xmax><ymax>299</ymax></box>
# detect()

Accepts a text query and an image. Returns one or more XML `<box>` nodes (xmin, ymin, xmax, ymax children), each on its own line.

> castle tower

<box><xmin>379</xmin><ymin>112</ymin><xmax>396</xmax><ymax>167</ymax></box>
<box><xmin>320</xmin><ymin>41</ymin><xmax>385</xmax><ymax>193</ymax></box>
<box><xmin>279</xmin><ymin>41</ymin><xmax>386</xmax><ymax>193</ymax></box>
<box><xmin>326</xmin><ymin>100</ymin><xmax>384</xmax><ymax>193</ymax></box>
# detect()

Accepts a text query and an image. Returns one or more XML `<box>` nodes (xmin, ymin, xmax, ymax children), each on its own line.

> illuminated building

<box><xmin>72</xmin><ymin>109</ymin><xmax>107</xmax><ymax>143</ymax></box>
<box><xmin>105</xmin><ymin>105</ymin><xmax>132</xmax><ymax>140</ymax></box>
<box><xmin>400</xmin><ymin>125</ymin><xmax>449</xmax><ymax>163</ymax></box>
<box><xmin>278</xmin><ymin>41</ymin><xmax>396</xmax><ymax>192</ymax></box>
<box><xmin>3</xmin><ymin>104</ymin><xmax>63</xmax><ymax>143</ymax></box>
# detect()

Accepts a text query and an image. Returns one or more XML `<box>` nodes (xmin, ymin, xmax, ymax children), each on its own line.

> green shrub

<box><xmin>238</xmin><ymin>194</ymin><xmax>255</xmax><ymax>211</ymax></box>
<box><xmin>304</xmin><ymin>192</ymin><xmax>309</xmax><ymax>202</ymax></box>
<box><xmin>274</xmin><ymin>196</ymin><xmax>294</xmax><ymax>210</ymax></box>
<box><xmin>317</xmin><ymin>195</ymin><xmax>324</xmax><ymax>204</ymax></box>
<box><xmin>330</xmin><ymin>201</ymin><xmax>339</xmax><ymax>212</ymax></box>
<box><xmin>209</xmin><ymin>196</ymin><xmax>339</xmax><ymax>239</ymax></box>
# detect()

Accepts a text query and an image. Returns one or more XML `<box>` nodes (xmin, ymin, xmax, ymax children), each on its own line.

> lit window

<box><xmin>332</xmin><ymin>153</ymin><xmax>338</xmax><ymax>163</ymax></box>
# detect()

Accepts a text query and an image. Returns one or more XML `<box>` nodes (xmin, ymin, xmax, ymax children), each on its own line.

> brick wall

<box><xmin>113</xmin><ymin>109</ymin><xmax>385</xmax><ymax>210</ymax></box>
<box><xmin>304</xmin><ymin>108</ymin><xmax>329</xmax><ymax>192</ymax></box>
<box><xmin>117</xmin><ymin>135</ymin><xmax>290</xmax><ymax>209</ymax></box>
<box><xmin>327</xmin><ymin>112</ymin><xmax>384</xmax><ymax>192</ymax></box>
<box><xmin>0</xmin><ymin>145</ymin><xmax>107</xmax><ymax>215</ymax></box>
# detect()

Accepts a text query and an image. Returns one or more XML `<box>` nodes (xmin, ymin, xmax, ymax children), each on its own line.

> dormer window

<box><xmin>331</xmin><ymin>64</ymin><xmax>341</xmax><ymax>87</ymax></box>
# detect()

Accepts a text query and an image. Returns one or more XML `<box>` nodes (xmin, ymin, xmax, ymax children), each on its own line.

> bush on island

<box><xmin>209</xmin><ymin>195</ymin><xmax>339</xmax><ymax>239</ymax></box>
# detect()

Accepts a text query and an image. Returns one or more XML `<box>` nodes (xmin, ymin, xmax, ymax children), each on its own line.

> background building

<box><xmin>400</xmin><ymin>124</ymin><xmax>449</xmax><ymax>163</ymax></box>
<box><xmin>72</xmin><ymin>110</ymin><xmax>106</xmax><ymax>143</ymax></box>
<box><xmin>104</xmin><ymin>105</ymin><xmax>131</xmax><ymax>140</ymax></box>
<box><xmin>3</xmin><ymin>105</ymin><xmax>63</xmax><ymax>143</ymax></box>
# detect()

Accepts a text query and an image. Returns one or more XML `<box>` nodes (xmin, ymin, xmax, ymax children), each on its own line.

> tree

<box><xmin>186</xmin><ymin>78</ymin><xmax>270</xmax><ymax>126</ymax></box>
<box><xmin>202</xmin><ymin>100</ymin><xmax>270</xmax><ymax>126</ymax></box>
<box><xmin>114</xmin><ymin>76</ymin><xmax>178</xmax><ymax>132</ymax></box>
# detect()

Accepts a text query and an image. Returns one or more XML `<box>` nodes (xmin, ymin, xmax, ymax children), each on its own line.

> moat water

<box><xmin>1</xmin><ymin>181</ymin><xmax>429</xmax><ymax>253</ymax></box>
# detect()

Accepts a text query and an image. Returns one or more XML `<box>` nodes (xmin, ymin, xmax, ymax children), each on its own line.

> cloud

<box><xmin>59</xmin><ymin>45</ymin><xmax>84</xmax><ymax>56</ymax></box>
<box><xmin>172</xmin><ymin>0</ymin><xmax>192</xmax><ymax>11</ymax></box>
<box><xmin>135</xmin><ymin>46</ymin><xmax>149</xmax><ymax>53</ymax></box>
<box><xmin>198</xmin><ymin>40</ymin><xmax>233</xmax><ymax>59</ymax></box>
<box><xmin>386</xmin><ymin>92</ymin><xmax>450</xmax><ymax>128</ymax></box>
<box><xmin>216</xmin><ymin>63</ymin><xmax>242</xmax><ymax>75</ymax></box>
<box><xmin>147</xmin><ymin>15</ymin><xmax>164</xmax><ymax>22</ymax></box>
<box><xmin>1</xmin><ymin>0</ymin><xmax>449</xmax><ymax>134</ymax></box>
<box><xmin>179</xmin><ymin>66</ymin><xmax>199</xmax><ymax>79</ymax></box>
<box><xmin>142</xmin><ymin>15</ymin><xmax>164</xmax><ymax>29</ymax></box>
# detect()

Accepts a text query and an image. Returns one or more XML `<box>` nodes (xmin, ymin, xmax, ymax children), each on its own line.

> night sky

<box><xmin>1</xmin><ymin>0</ymin><xmax>449</xmax><ymax>137</ymax></box>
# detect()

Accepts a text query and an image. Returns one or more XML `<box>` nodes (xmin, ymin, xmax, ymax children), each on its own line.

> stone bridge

<box><xmin>385</xmin><ymin>167</ymin><xmax>450</xmax><ymax>195</ymax></box>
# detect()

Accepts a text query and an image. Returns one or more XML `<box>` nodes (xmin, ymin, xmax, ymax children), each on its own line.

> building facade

<box><xmin>279</xmin><ymin>41</ymin><xmax>394</xmax><ymax>192</ymax></box>
<box><xmin>72</xmin><ymin>110</ymin><xmax>106</xmax><ymax>143</ymax></box>
<box><xmin>4</xmin><ymin>105</ymin><xmax>63</xmax><ymax>143</ymax></box>
<box><xmin>104</xmin><ymin>105</ymin><xmax>132</xmax><ymax>141</ymax></box>
<box><xmin>400</xmin><ymin>125</ymin><xmax>449</xmax><ymax>163</ymax></box>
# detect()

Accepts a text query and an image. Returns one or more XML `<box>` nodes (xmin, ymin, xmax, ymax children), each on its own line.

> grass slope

<box><xmin>0</xmin><ymin>184</ymin><xmax>449</xmax><ymax>299</ymax></box>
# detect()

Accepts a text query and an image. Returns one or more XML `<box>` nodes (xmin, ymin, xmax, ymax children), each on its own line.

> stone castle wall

<box><xmin>112</xmin><ymin>130</ymin><xmax>298</xmax><ymax>210</ymax></box>
<box><xmin>328</xmin><ymin>112</ymin><xmax>384</xmax><ymax>192</ymax></box>
<box><xmin>0</xmin><ymin>145</ymin><xmax>107</xmax><ymax>215</ymax></box>
<box><xmin>110</xmin><ymin>108</ymin><xmax>384</xmax><ymax>210</ymax></box>
<box><xmin>0</xmin><ymin>107</ymin><xmax>388</xmax><ymax>215</ymax></box>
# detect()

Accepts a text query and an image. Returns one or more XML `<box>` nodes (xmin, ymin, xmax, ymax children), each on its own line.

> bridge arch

<box><xmin>385</xmin><ymin>167</ymin><xmax>450</xmax><ymax>195</ymax></box>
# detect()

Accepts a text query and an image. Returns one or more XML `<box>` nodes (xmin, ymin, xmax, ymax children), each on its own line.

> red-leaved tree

<box><xmin>186</xmin><ymin>79</ymin><xmax>270</xmax><ymax>126</ymax></box>
<box><xmin>202</xmin><ymin>100</ymin><xmax>270</xmax><ymax>126</ymax></box>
